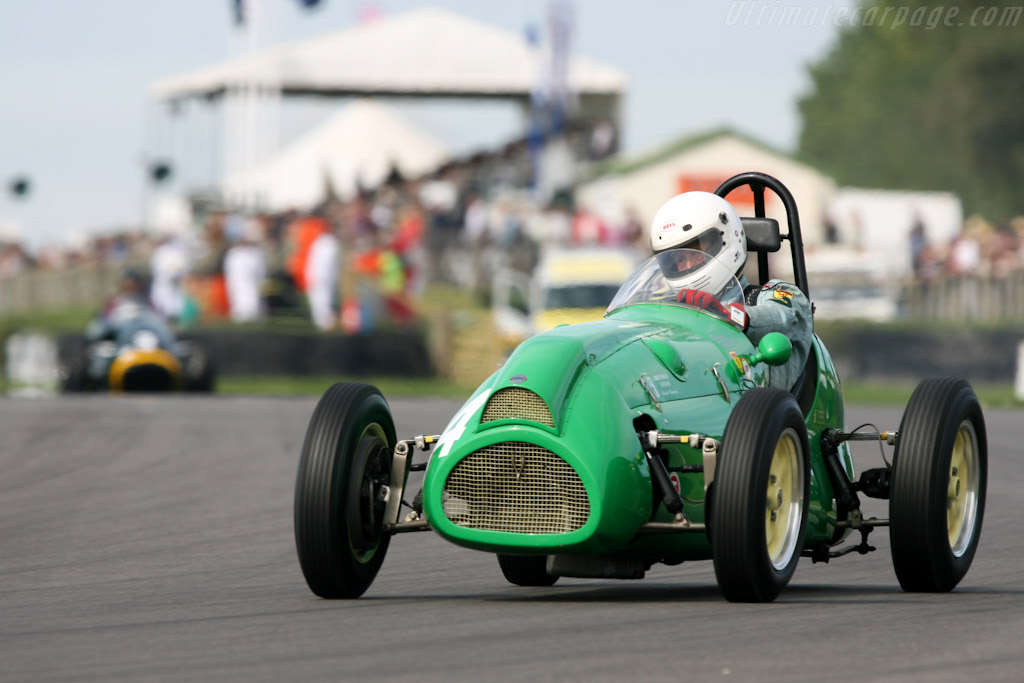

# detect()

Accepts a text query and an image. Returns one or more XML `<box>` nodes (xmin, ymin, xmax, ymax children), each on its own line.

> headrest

<box><xmin>741</xmin><ymin>217</ymin><xmax>782</xmax><ymax>253</ymax></box>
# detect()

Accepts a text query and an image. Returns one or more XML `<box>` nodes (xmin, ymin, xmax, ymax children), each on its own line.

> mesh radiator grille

<box><xmin>442</xmin><ymin>442</ymin><xmax>589</xmax><ymax>534</ymax></box>
<box><xmin>481</xmin><ymin>387</ymin><xmax>554</xmax><ymax>427</ymax></box>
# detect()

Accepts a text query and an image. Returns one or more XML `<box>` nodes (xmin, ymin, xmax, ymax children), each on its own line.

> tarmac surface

<box><xmin>2</xmin><ymin>394</ymin><xmax>1022</xmax><ymax>682</ymax></box>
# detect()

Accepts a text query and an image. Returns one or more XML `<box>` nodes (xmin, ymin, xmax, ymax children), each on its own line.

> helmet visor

<box><xmin>656</xmin><ymin>248</ymin><xmax>714</xmax><ymax>280</ymax></box>
<box><xmin>677</xmin><ymin>229</ymin><xmax>723</xmax><ymax>258</ymax></box>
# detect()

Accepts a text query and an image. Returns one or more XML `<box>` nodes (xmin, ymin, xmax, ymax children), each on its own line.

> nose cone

<box><xmin>422</xmin><ymin>349</ymin><xmax>654</xmax><ymax>555</ymax></box>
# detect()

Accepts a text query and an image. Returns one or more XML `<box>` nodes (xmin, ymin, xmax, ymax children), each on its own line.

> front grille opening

<box><xmin>443</xmin><ymin>442</ymin><xmax>589</xmax><ymax>534</ymax></box>
<box><xmin>123</xmin><ymin>365</ymin><xmax>174</xmax><ymax>392</ymax></box>
<box><xmin>481</xmin><ymin>387</ymin><xmax>554</xmax><ymax>427</ymax></box>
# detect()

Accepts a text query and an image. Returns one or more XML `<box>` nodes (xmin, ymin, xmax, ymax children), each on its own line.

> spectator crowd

<box><xmin>0</xmin><ymin>135</ymin><xmax>647</xmax><ymax>333</ymax></box>
<box><xmin>910</xmin><ymin>214</ymin><xmax>1024</xmax><ymax>284</ymax></box>
<box><xmin>6</xmin><ymin>124</ymin><xmax>1023</xmax><ymax>331</ymax></box>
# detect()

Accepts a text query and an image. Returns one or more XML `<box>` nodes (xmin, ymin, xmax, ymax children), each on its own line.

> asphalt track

<box><xmin>2</xmin><ymin>394</ymin><xmax>1022</xmax><ymax>682</ymax></box>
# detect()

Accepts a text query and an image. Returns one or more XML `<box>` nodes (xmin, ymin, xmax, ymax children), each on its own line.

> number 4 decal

<box><xmin>434</xmin><ymin>391</ymin><xmax>490</xmax><ymax>458</ymax></box>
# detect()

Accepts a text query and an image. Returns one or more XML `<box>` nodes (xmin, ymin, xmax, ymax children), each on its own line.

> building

<box><xmin>577</xmin><ymin>128</ymin><xmax>836</xmax><ymax>250</ymax></box>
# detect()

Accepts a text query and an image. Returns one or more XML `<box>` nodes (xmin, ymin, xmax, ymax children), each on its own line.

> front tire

<box><xmin>181</xmin><ymin>342</ymin><xmax>216</xmax><ymax>392</ymax></box>
<box><xmin>891</xmin><ymin>377</ymin><xmax>986</xmax><ymax>592</ymax></box>
<box><xmin>497</xmin><ymin>554</ymin><xmax>558</xmax><ymax>587</ymax></box>
<box><xmin>294</xmin><ymin>383</ymin><xmax>397</xmax><ymax>598</ymax></box>
<box><xmin>58</xmin><ymin>336</ymin><xmax>88</xmax><ymax>392</ymax></box>
<box><xmin>712</xmin><ymin>388</ymin><xmax>810</xmax><ymax>603</ymax></box>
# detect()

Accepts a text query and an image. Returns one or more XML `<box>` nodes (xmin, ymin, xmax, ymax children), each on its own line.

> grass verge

<box><xmin>842</xmin><ymin>380</ymin><xmax>1021</xmax><ymax>409</ymax></box>
<box><xmin>0</xmin><ymin>307</ymin><xmax>95</xmax><ymax>339</ymax></box>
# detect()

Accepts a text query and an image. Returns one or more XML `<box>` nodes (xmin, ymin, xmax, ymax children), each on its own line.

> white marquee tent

<box><xmin>148</xmin><ymin>6</ymin><xmax>628</xmax><ymax>210</ymax></box>
<box><xmin>222</xmin><ymin>99</ymin><xmax>450</xmax><ymax>211</ymax></box>
<box><xmin>150</xmin><ymin>6</ymin><xmax>628</xmax><ymax>103</ymax></box>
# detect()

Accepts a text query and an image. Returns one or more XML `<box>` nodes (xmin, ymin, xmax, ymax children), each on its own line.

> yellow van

<box><xmin>493</xmin><ymin>248</ymin><xmax>640</xmax><ymax>348</ymax></box>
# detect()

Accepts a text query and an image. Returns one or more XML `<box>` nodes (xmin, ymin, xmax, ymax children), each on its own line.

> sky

<box><xmin>0</xmin><ymin>0</ymin><xmax>847</xmax><ymax>248</ymax></box>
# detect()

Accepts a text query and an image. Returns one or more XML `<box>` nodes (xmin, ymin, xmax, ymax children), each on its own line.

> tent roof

<box><xmin>151</xmin><ymin>7</ymin><xmax>628</xmax><ymax>101</ymax></box>
<box><xmin>223</xmin><ymin>99</ymin><xmax>450</xmax><ymax>211</ymax></box>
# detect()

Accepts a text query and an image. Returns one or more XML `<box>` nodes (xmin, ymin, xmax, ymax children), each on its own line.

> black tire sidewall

<box><xmin>712</xmin><ymin>388</ymin><xmax>810</xmax><ymax>602</ymax></box>
<box><xmin>891</xmin><ymin>378</ymin><xmax>987</xmax><ymax>592</ymax></box>
<box><xmin>182</xmin><ymin>344</ymin><xmax>215</xmax><ymax>392</ymax></box>
<box><xmin>60</xmin><ymin>359</ymin><xmax>87</xmax><ymax>392</ymax></box>
<box><xmin>497</xmin><ymin>554</ymin><xmax>558</xmax><ymax>587</ymax></box>
<box><xmin>294</xmin><ymin>383</ymin><xmax>396</xmax><ymax>598</ymax></box>
<box><xmin>58</xmin><ymin>336</ymin><xmax>88</xmax><ymax>392</ymax></box>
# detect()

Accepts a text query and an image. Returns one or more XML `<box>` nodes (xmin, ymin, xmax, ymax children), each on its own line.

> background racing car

<box><xmin>293</xmin><ymin>172</ymin><xmax>987</xmax><ymax>603</ymax></box>
<box><xmin>59</xmin><ymin>301</ymin><xmax>215</xmax><ymax>393</ymax></box>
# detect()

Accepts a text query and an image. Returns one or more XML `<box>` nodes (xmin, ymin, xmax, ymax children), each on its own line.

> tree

<box><xmin>798</xmin><ymin>0</ymin><xmax>1024</xmax><ymax>221</ymax></box>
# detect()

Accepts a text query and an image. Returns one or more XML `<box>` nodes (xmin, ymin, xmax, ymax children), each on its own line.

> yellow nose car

<box><xmin>59</xmin><ymin>305</ymin><xmax>214</xmax><ymax>393</ymax></box>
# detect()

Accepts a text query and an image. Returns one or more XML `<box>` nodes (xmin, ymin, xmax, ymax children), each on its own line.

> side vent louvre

<box><xmin>481</xmin><ymin>387</ymin><xmax>554</xmax><ymax>427</ymax></box>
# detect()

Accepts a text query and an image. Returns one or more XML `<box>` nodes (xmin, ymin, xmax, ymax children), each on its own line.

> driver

<box><xmin>649</xmin><ymin>191</ymin><xmax>813</xmax><ymax>390</ymax></box>
<box><xmin>89</xmin><ymin>269</ymin><xmax>153</xmax><ymax>342</ymax></box>
<box><xmin>101</xmin><ymin>269</ymin><xmax>149</xmax><ymax>318</ymax></box>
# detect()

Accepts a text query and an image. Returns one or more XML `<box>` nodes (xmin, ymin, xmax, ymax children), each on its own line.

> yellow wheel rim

<box><xmin>948</xmin><ymin>420</ymin><xmax>979</xmax><ymax>557</ymax></box>
<box><xmin>765</xmin><ymin>428</ymin><xmax>804</xmax><ymax>570</ymax></box>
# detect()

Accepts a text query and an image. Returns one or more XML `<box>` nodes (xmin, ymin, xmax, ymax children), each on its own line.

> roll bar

<box><xmin>715</xmin><ymin>172</ymin><xmax>809</xmax><ymax>297</ymax></box>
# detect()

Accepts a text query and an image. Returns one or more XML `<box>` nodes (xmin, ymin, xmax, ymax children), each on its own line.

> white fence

<box><xmin>0</xmin><ymin>267</ymin><xmax>121</xmax><ymax>315</ymax></box>
<box><xmin>900</xmin><ymin>273</ymin><xmax>1024</xmax><ymax>323</ymax></box>
<box><xmin>5</xmin><ymin>267</ymin><xmax>1024</xmax><ymax>324</ymax></box>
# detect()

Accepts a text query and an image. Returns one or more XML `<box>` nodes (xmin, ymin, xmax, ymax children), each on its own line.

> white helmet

<box><xmin>649</xmin><ymin>191</ymin><xmax>746</xmax><ymax>293</ymax></box>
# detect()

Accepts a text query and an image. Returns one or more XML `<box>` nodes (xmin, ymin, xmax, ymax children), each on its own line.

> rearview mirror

<box><xmin>750</xmin><ymin>332</ymin><xmax>792</xmax><ymax>367</ymax></box>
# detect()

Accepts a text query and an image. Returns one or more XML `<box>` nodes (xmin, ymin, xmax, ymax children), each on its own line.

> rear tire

<box><xmin>294</xmin><ymin>383</ymin><xmax>396</xmax><ymax>598</ymax></box>
<box><xmin>181</xmin><ymin>342</ymin><xmax>216</xmax><ymax>392</ymax></box>
<box><xmin>497</xmin><ymin>554</ymin><xmax>558</xmax><ymax>587</ymax></box>
<box><xmin>712</xmin><ymin>388</ymin><xmax>809</xmax><ymax>602</ymax></box>
<box><xmin>891</xmin><ymin>377</ymin><xmax>986</xmax><ymax>592</ymax></box>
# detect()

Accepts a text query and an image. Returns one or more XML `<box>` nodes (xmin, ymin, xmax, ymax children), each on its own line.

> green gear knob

<box><xmin>750</xmin><ymin>332</ymin><xmax>793</xmax><ymax>367</ymax></box>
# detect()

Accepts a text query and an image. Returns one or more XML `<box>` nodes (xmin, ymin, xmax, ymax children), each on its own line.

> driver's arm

<box><xmin>747</xmin><ymin>280</ymin><xmax>813</xmax><ymax>389</ymax></box>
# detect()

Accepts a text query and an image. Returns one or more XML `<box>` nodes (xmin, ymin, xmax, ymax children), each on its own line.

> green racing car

<box><xmin>293</xmin><ymin>172</ymin><xmax>987</xmax><ymax>602</ymax></box>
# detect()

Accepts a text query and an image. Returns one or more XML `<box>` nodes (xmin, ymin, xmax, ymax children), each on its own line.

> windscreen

<box><xmin>112</xmin><ymin>309</ymin><xmax>176</xmax><ymax>349</ymax></box>
<box><xmin>605</xmin><ymin>248</ymin><xmax>744</xmax><ymax>327</ymax></box>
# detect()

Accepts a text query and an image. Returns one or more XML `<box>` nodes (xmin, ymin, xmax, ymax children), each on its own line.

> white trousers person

<box><xmin>224</xmin><ymin>243</ymin><xmax>266</xmax><ymax>323</ymax></box>
<box><xmin>305</xmin><ymin>232</ymin><xmax>340</xmax><ymax>330</ymax></box>
<box><xmin>149</xmin><ymin>239</ymin><xmax>190</xmax><ymax>319</ymax></box>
